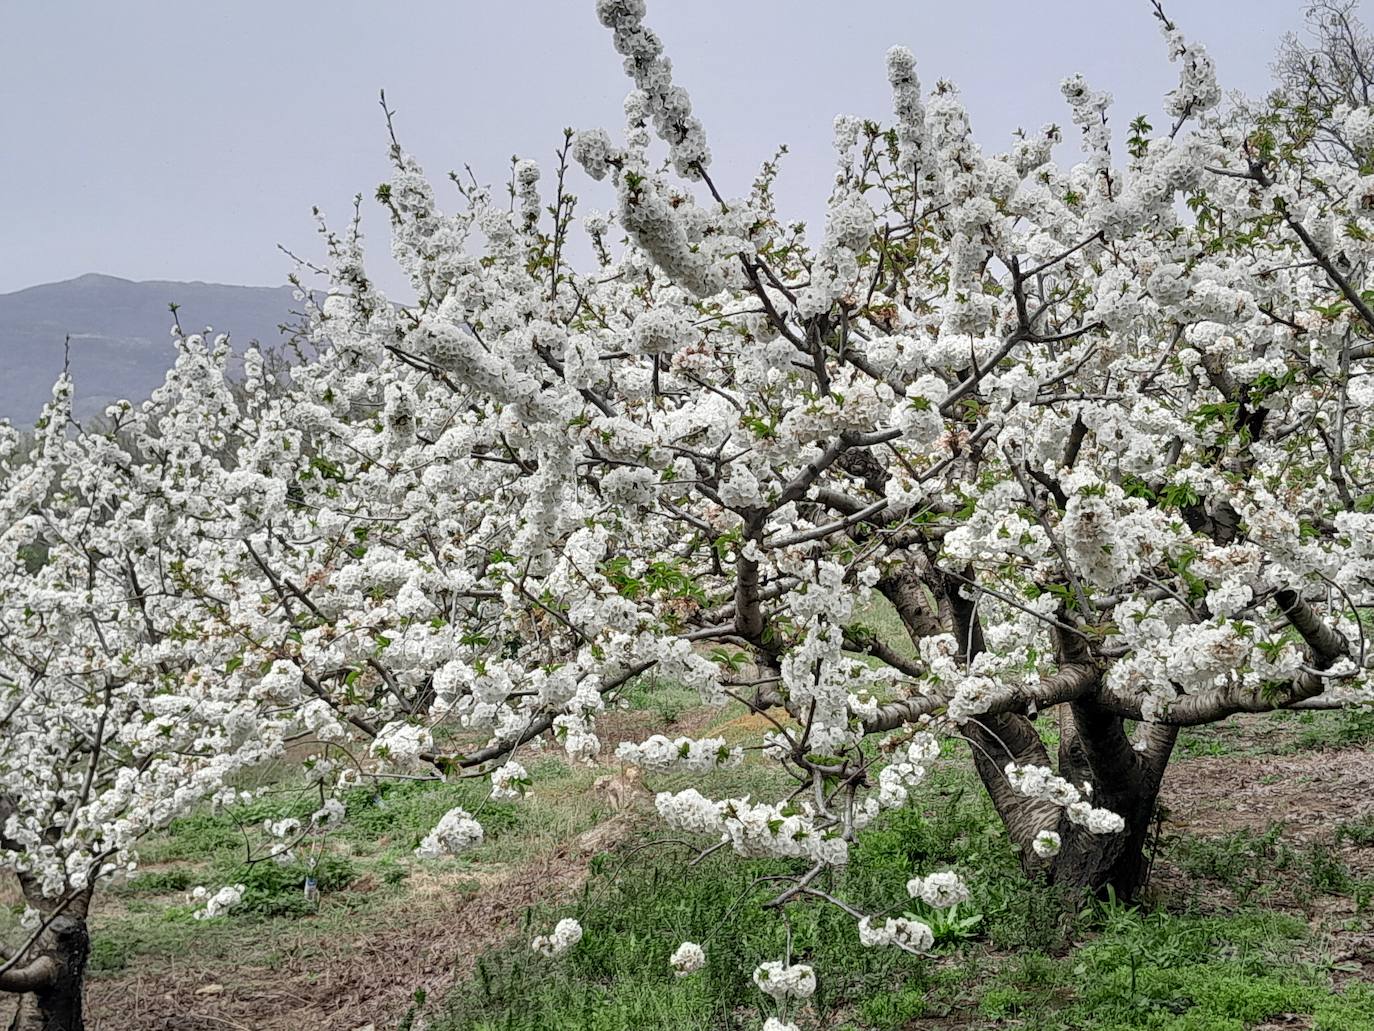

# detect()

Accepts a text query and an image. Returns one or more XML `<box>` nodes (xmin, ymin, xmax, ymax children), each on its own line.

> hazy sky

<box><xmin>1</xmin><ymin>1</ymin><xmax>1307</xmax><ymax>297</ymax></box>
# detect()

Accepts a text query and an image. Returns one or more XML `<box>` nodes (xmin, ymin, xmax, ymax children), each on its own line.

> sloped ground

<box><xmin>3</xmin><ymin>707</ymin><xmax>1369</xmax><ymax>1029</ymax></box>
<box><xmin>422</xmin><ymin>710</ymin><xmax>1374</xmax><ymax>1031</ymax></box>
<box><xmin>72</xmin><ymin>700</ymin><xmax>764</xmax><ymax>1030</ymax></box>
<box><xmin>86</xmin><ymin>836</ymin><xmax>612</xmax><ymax>1030</ymax></box>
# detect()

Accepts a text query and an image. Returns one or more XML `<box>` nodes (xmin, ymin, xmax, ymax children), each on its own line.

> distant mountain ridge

<box><xmin>0</xmin><ymin>273</ymin><xmax>300</xmax><ymax>424</ymax></box>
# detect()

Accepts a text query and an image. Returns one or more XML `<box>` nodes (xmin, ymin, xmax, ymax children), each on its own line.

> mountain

<box><xmin>0</xmin><ymin>273</ymin><xmax>301</xmax><ymax>424</ymax></box>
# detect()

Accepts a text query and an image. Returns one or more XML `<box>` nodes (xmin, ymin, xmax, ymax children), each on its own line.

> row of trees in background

<box><xmin>4</xmin><ymin>2</ymin><xmax>1374</xmax><ymax>1028</ymax></box>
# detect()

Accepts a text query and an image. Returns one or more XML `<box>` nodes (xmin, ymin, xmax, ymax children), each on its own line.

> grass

<box><xmin>1173</xmin><ymin>706</ymin><xmax>1374</xmax><ymax>759</ymax></box>
<box><xmin>615</xmin><ymin>676</ymin><xmax>707</xmax><ymax>725</ymax></box>
<box><xmin>66</xmin><ymin>757</ymin><xmax>603</xmax><ymax>975</ymax></box>
<box><xmin>846</xmin><ymin>595</ymin><xmax>918</xmax><ymax>671</ymax></box>
<box><xmin>1167</xmin><ymin>823</ymin><xmax>1370</xmax><ymax>908</ymax></box>
<box><xmin>17</xmin><ymin>684</ymin><xmax>1370</xmax><ymax>1030</ymax></box>
<box><xmin>1338</xmin><ymin>813</ymin><xmax>1374</xmax><ymax>848</ymax></box>
<box><xmin>59</xmin><ymin>697</ymin><xmax>797</xmax><ymax>985</ymax></box>
<box><xmin>1296</xmin><ymin>706</ymin><xmax>1374</xmax><ymax>751</ymax></box>
<box><xmin>428</xmin><ymin>760</ymin><xmax>1374</xmax><ymax>1031</ymax></box>
<box><xmin>431</xmin><ymin>838</ymin><xmax>1374</xmax><ymax>1030</ymax></box>
<box><xmin>435</xmin><ymin>793</ymin><xmax>1018</xmax><ymax>1031</ymax></box>
<box><xmin>1046</xmin><ymin>906</ymin><xmax>1374</xmax><ymax>1030</ymax></box>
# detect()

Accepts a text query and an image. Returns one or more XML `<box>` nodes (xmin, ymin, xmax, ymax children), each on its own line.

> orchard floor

<box><xmin>5</xmin><ymin>701</ymin><xmax>1373</xmax><ymax>1030</ymax></box>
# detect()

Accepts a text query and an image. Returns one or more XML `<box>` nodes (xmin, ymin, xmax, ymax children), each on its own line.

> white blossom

<box><xmin>191</xmin><ymin>883</ymin><xmax>246</xmax><ymax>920</ymax></box>
<box><xmin>414</xmin><ymin>807</ymin><xmax>484</xmax><ymax>859</ymax></box>
<box><xmin>531</xmin><ymin>917</ymin><xmax>584</xmax><ymax>957</ymax></box>
<box><xmin>752</xmin><ymin>960</ymin><xmax>816</xmax><ymax>1000</ymax></box>
<box><xmin>670</xmin><ymin>940</ymin><xmax>706</xmax><ymax>975</ymax></box>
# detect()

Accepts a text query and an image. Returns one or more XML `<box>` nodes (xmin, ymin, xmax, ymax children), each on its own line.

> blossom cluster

<box><xmin>858</xmin><ymin>915</ymin><xmax>935</xmax><ymax>952</ymax></box>
<box><xmin>531</xmin><ymin>917</ymin><xmax>584</xmax><ymax>957</ymax></box>
<box><xmin>670</xmin><ymin>940</ymin><xmax>706</xmax><ymax>975</ymax></box>
<box><xmin>491</xmin><ymin>760</ymin><xmax>530</xmax><ymax>802</ymax></box>
<box><xmin>414</xmin><ymin>807</ymin><xmax>485</xmax><ymax>859</ymax></box>
<box><xmin>1004</xmin><ymin>765</ymin><xmax>1126</xmax><ymax>835</ymax></box>
<box><xmin>191</xmin><ymin>884</ymin><xmax>247</xmax><ymax>921</ymax></box>
<box><xmin>656</xmin><ymin>789</ymin><xmax>850</xmax><ymax>866</ymax></box>
<box><xmin>908</xmin><ymin>870</ymin><xmax>971</xmax><ymax>909</ymax></box>
<box><xmin>752</xmin><ymin>960</ymin><xmax>817</xmax><ymax>1000</ymax></box>
<box><xmin>614</xmin><ymin>735</ymin><xmax>743</xmax><ymax>773</ymax></box>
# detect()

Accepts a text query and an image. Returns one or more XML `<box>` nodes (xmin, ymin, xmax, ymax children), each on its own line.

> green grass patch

<box><xmin>1295</xmin><ymin>706</ymin><xmax>1374</xmax><ymax>750</ymax></box>
<box><xmin>615</xmin><ymin>676</ymin><xmax>706</xmax><ymax>725</ymax></box>
<box><xmin>429</xmin><ymin>771</ymin><xmax>1071</xmax><ymax>1031</ymax></box>
<box><xmin>429</xmin><ymin>756</ymin><xmax>1374</xmax><ymax>1031</ymax></box>
<box><xmin>84</xmin><ymin>757</ymin><xmax>598</xmax><ymax>975</ymax></box>
<box><xmin>70</xmin><ymin>690</ymin><xmax>1374</xmax><ymax>1030</ymax></box>
<box><xmin>1169</xmin><ymin>824</ymin><xmax>1356</xmax><ymax>903</ymax></box>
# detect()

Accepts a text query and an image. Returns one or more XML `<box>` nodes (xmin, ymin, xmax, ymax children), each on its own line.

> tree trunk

<box><xmin>1038</xmin><ymin>773</ymin><xmax>1163</xmax><ymax>900</ymax></box>
<box><xmin>4</xmin><ymin>874</ymin><xmax>91</xmax><ymax>1031</ymax></box>
<box><xmin>878</xmin><ymin>559</ymin><xmax>1178</xmax><ymax>901</ymax></box>
<box><xmin>5</xmin><ymin>914</ymin><xmax>88</xmax><ymax>1031</ymax></box>
<box><xmin>976</xmin><ymin>705</ymin><xmax>1177</xmax><ymax>901</ymax></box>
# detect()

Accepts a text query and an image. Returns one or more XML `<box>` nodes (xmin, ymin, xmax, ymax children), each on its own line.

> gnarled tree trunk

<box><xmin>879</xmin><ymin>556</ymin><xmax>1179</xmax><ymax>901</ymax></box>
<box><xmin>3</xmin><ymin>880</ymin><xmax>91</xmax><ymax>1031</ymax></box>
<box><xmin>959</xmin><ymin>699</ymin><xmax>1176</xmax><ymax>900</ymax></box>
<box><xmin>1049</xmin><ymin>704</ymin><xmax>1176</xmax><ymax>897</ymax></box>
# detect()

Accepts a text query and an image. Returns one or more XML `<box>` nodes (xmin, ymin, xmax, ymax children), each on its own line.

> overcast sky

<box><xmin>0</xmin><ymin>1</ymin><xmax>1308</xmax><ymax>297</ymax></box>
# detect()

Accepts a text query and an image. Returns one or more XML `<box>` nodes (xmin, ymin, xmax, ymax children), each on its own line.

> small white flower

<box><xmin>670</xmin><ymin>940</ymin><xmax>706</xmax><ymax>976</ymax></box>
<box><xmin>527</xmin><ymin>918</ymin><xmax>582</xmax><ymax>962</ymax></box>
<box><xmin>192</xmin><ymin>883</ymin><xmax>246</xmax><ymax>920</ymax></box>
<box><xmin>911</xmin><ymin>870</ymin><xmax>970</xmax><ymax>909</ymax></box>
<box><xmin>414</xmin><ymin>807</ymin><xmax>484</xmax><ymax>859</ymax></box>
<box><xmin>531</xmin><ymin>917</ymin><xmax>583</xmax><ymax>957</ymax></box>
<box><xmin>752</xmin><ymin>960</ymin><xmax>816</xmax><ymax>1000</ymax></box>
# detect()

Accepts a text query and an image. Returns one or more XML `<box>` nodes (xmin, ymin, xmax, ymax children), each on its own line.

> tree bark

<box><xmin>878</xmin><ymin>559</ymin><xmax>1178</xmax><ymax>901</ymax></box>
<box><xmin>3</xmin><ymin>914</ymin><xmax>88</xmax><ymax>1031</ymax></box>
<box><xmin>4</xmin><ymin>872</ymin><xmax>91</xmax><ymax>1031</ymax></box>
<box><xmin>1044</xmin><ymin>704</ymin><xmax>1175</xmax><ymax>899</ymax></box>
<box><xmin>967</xmin><ymin>709</ymin><xmax>1174</xmax><ymax>900</ymax></box>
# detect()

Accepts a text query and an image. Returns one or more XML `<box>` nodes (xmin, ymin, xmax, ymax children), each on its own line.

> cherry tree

<box><xmin>208</xmin><ymin>0</ymin><xmax>1369</xmax><ymax>1017</ymax></box>
<box><xmin>254</xmin><ymin>0</ymin><xmax>1372</xmax><ymax>895</ymax></box>
<box><xmin>0</xmin><ymin>345</ymin><xmax>293</xmax><ymax>1029</ymax></box>
<box><xmin>1275</xmin><ymin>0</ymin><xmax>1374</xmax><ymax>143</ymax></box>
<box><xmin>4</xmin><ymin>1</ymin><xmax>1374</xmax><ymax>1027</ymax></box>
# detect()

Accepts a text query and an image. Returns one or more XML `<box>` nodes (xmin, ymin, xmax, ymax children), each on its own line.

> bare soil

<box><xmin>82</xmin><ymin>817</ymin><xmax>640</xmax><ymax>1031</ymax></box>
<box><xmin>1151</xmin><ymin>726</ymin><xmax>1374</xmax><ymax>985</ymax></box>
<box><xmin>1162</xmin><ymin>737</ymin><xmax>1374</xmax><ymax>844</ymax></box>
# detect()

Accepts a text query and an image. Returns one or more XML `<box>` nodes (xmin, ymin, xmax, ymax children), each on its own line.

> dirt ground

<box><xmin>83</xmin><ymin>815</ymin><xmax>636</xmax><ymax>1031</ymax></box>
<box><xmin>1149</xmin><ymin>729</ymin><xmax>1374</xmax><ymax>990</ymax></box>
<box><xmin>1163</xmin><ymin>743</ymin><xmax>1374</xmax><ymax>843</ymax></box>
